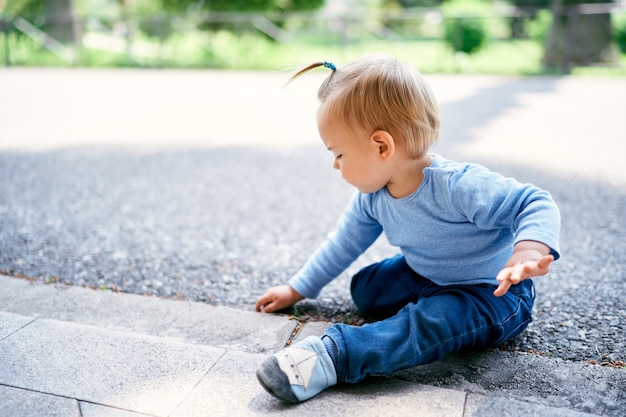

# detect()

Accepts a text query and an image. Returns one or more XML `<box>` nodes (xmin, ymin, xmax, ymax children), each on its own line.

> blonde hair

<box><xmin>291</xmin><ymin>55</ymin><xmax>440</xmax><ymax>159</ymax></box>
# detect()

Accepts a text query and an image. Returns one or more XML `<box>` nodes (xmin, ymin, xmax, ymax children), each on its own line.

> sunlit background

<box><xmin>1</xmin><ymin>0</ymin><xmax>625</xmax><ymax>75</ymax></box>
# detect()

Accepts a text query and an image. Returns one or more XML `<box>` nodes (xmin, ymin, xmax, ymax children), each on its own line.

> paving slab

<box><xmin>0</xmin><ymin>317</ymin><xmax>225</xmax><ymax>417</ymax></box>
<box><xmin>319</xmin><ymin>380</ymin><xmax>466</xmax><ymax>417</ymax></box>
<box><xmin>0</xmin><ymin>276</ymin><xmax>296</xmax><ymax>354</ymax></box>
<box><xmin>171</xmin><ymin>349</ymin><xmax>467</xmax><ymax>417</ymax></box>
<box><xmin>0</xmin><ymin>277</ymin><xmax>621</xmax><ymax>417</ymax></box>
<box><xmin>79</xmin><ymin>402</ymin><xmax>156</xmax><ymax>417</ymax></box>
<box><xmin>170</xmin><ymin>350</ymin><xmax>272</xmax><ymax>417</ymax></box>
<box><xmin>0</xmin><ymin>311</ymin><xmax>35</xmax><ymax>341</ymax></box>
<box><xmin>0</xmin><ymin>385</ymin><xmax>80</xmax><ymax>417</ymax></box>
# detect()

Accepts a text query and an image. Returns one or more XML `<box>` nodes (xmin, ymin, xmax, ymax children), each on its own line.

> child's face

<box><xmin>317</xmin><ymin>110</ymin><xmax>392</xmax><ymax>194</ymax></box>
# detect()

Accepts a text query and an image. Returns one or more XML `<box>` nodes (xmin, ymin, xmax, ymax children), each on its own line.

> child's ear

<box><xmin>370</xmin><ymin>130</ymin><xmax>395</xmax><ymax>161</ymax></box>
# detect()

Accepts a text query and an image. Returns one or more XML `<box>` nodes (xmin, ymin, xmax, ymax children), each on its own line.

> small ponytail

<box><xmin>288</xmin><ymin>60</ymin><xmax>337</xmax><ymax>84</ymax></box>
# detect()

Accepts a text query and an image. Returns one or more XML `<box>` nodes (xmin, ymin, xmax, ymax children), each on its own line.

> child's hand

<box><xmin>494</xmin><ymin>244</ymin><xmax>554</xmax><ymax>297</ymax></box>
<box><xmin>255</xmin><ymin>285</ymin><xmax>304</xmax><ymax>313</ymax></box>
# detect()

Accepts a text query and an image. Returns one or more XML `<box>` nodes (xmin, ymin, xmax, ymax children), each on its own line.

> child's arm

<box><xmin>493</xmin><ymin>240</ymin><xmax>554</xmax><ymax>297</ymax></box>
<box><xmin>255</xmin><ymin>193</ymin><xmax>381</xmax><ymax>314</ymax></box>
<box><xmin>255</xmin><ymin>285</ymin><xmax>304</xmax><ymax>313</ymax></box>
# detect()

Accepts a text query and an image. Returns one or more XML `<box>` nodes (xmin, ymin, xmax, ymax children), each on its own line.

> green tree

<box><xmin>442</xmin><ymin>0</ymin><xmax>492</xmax><ymax>55</ymax></box>
<box><xmin>3</xmin><ymin>0</ymin><xmax>45</xmax><ymax>16</ymax></box>
<box><xmin>445</xmin><ymin>17</ymin><xmax>486</xmax><ymax>53</ymax></box>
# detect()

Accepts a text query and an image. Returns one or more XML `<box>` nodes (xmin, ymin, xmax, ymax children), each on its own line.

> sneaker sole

<box><xmin>256</xmin><ymin>356</ymin><xmax>300</xmax><ymax>404</ymax></box>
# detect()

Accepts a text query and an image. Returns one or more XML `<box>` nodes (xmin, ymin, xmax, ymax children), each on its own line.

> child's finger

<box><xmin>255</xmin><ymin>294</ymin><xmax>271</xmax><ymax>312</ymax></box>
<box><xmin>510</xmin><ymin>264</ymin><xmax>522</xmax><ymax>283</ymax></box>
<box><xmin>538</xmin><ymin>255</ymin><xmax>554</xmax><ymax>269</ymax></box>
<box><xmin>496</xmin><ymin>266</ymin><xmax>512</xmax><ymax>282</ymax></box>
<box><xmin>511</xmin><ymin>263</ymin><xmax>534</xmax><ymax>283</ymax></box>
<box><xmin>493</xmin><ymin>279</ymin><xmax>512</xmax><ymax>297</ymax></box>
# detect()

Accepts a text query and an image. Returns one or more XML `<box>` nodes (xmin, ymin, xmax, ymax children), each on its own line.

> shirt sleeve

<box><xmin>288</xmin><ymin>192</ymin><xmax>383</xmax><ymax>299</ymax></box>
<box><xmin>448</xmin><ymin>164</ymin><xmax>561</xmax><ymax>260</ymax></box>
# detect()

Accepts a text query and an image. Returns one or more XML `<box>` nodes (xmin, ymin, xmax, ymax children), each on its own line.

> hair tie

<box><xmin>323</xmin><ymin>61</ymin><xmax>336</xmax><ymax>71</ymax></box>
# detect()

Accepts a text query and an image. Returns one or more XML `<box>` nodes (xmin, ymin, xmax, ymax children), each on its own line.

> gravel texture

<box><xmin>1</xmin><ymin>145</ymin><xmax>624</xmax><ymax>368</ymax></box>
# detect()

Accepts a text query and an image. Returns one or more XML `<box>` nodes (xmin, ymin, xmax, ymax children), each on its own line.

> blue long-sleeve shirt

<box><xmin>289</xmin><ymin>155</ymin><xmax>561</xmax><ymax>299</ymax></box>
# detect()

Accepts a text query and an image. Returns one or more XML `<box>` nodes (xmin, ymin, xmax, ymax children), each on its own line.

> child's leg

<box><xmin>256</xmin><ymin>255</ymin><xmax>534</xmax><ymax>402</ymax></box>
<box><xmin>327</xmin><ymin>268</ymin><xmax>534</xmax><ymax>383</ymax></box>
<box><xmin>350</xmin><ymin>254</ymin><xmax>430</xmax><ymax>320</ymax></box>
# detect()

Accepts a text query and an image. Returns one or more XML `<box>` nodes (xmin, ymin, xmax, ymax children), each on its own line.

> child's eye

<box><xmin>335</xmin><ymin>154</ymin><xmax>343</xmax><ymax>160</ymax></box>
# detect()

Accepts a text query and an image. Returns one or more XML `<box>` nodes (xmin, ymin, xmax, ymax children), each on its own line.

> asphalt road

<box><xmin>1</xmin><ymin>68</ymin><xmax>625</xmax><ymax>367</ymax></box>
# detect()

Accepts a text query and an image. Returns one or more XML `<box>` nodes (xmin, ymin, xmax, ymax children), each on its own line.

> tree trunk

<box><xmin>543</xmin><ymin>0</ymin><xmax>617</xmax><ymax>71</ymax></box>
<box><xmin>43</xmin><ymin>0</ymin><xmax>77</xmax><ymax>45</ymax></box>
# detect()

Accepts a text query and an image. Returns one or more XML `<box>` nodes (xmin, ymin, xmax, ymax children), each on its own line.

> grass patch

<box><xmin>1</xmin><ymin>27</ymin><xmax>625</xmax><ymax>76</ymax></box>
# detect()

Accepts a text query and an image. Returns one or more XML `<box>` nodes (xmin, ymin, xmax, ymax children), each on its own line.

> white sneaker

<box><xmin>256</xmin><ymin>335</ymin><xmax>337</xmax><ymax>403</ymax></box>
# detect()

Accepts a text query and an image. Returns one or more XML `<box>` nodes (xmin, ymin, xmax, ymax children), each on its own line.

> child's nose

<box><xmin>333</xmin><ymin>160</ymin><xmax>340</xmax><ymax>170</ymax></box>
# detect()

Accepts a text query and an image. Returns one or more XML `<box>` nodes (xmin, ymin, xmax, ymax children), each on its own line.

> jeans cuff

<box><xmin>323</xmin><ymin>325</ymin><xmax>348</xmax><ymax>383</ymax></box>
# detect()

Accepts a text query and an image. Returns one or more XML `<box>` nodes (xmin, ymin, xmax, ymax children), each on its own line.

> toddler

<box><xmin>255</xmin><ymin>55</ymin><xmax>560</xmax><ymax>403</ymax></box>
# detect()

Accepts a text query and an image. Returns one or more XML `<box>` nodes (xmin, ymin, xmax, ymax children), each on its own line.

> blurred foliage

<box><xmin>442</xmin><ymin>0</ymin><xmax>493</xmax><ymax>54</ymax></box>
<box><xmin>526</xmin><ymin>8</ymin><xmax>552</xmax><ymax>41</ymax></box>
<box><xmin>2</xmin><ymin>0</ymin><xmax>45</xmax><ymax>16</ymax></box>
<box><xmin>510</xmin><ymin>0</ymin><xmax>550</xmax><ymax>9</ymax></box>
<box><xmin>615</xmin><ymin>12</ymin><xmax>626</xmax><ymax>53</ymax></box>
<box><xmin>445</xmin><ymin>17</ymin><xmax>486</xmax><ymax>53</ymax></box>
<box><xmin>1</xmin><ymin>0</ymin><xmax>625</xmax><ymax>75</ymax></box>
<box><xmin>382</xmin><ymin>0</ymin><xmax>443</xmax><ymax>8</ymax></box>
<box><xmin>1</xmin><ymin>0</ymin><xmax>325</xmax><ymax>17</ymax></box>
<box><xmin>152</xmin><ymin>0</ymin><xmax>325</xmax><ymax>13</ymax></box>
<box><xmin>130</xmin><ymin>0</ymin><xmax>325</xmax><ymax>39</ymax></box>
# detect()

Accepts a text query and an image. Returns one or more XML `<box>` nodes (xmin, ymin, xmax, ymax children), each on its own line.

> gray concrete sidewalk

<box><xmin>1</xmin><ymin>275</ymin><xmax>622</xmax><ymax>417</ymax></box>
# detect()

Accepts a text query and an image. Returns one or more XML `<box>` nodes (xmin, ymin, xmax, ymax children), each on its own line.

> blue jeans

<box><xmin>324</xmin><ymin>254</ymin><xmax>535</xmax><ymax>383</ymax></box>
